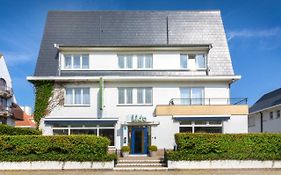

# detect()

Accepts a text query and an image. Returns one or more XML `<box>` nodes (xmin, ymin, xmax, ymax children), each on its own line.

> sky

<box><xmin>0</xmin><ymin>0</ymin><xmax>281</xmax><ymax>110</ymax></box>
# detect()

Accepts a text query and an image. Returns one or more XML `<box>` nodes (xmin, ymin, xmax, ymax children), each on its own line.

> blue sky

<box><xmin>0</xmin><ymin>0</ymin><xmax>281</xmax><ymax>109</ymax></box>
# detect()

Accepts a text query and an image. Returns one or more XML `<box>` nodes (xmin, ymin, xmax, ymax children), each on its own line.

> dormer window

<box><xmin>180</xmin><ymin>53</ymin><xmax>206</xmax><ymax>70</ymax></box>
<box><xmin>118</xmin><ymin>54</ymin><xmax>153</xmax><ymax>69</ymax></box>
<box><xmin>63</xmin><ymin>54</ymin><xmax>89</xmax><ymax>69</ymax></box>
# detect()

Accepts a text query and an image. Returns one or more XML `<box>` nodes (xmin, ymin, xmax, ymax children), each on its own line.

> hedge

<box><xmin>0</xmin><ymin>124</ymin><xmax>41</xmax><ymax>135</ymax></box>
<box><xmin>0</xmin><ymin>135</ymin><xmax>115</xmax><ymax>161</ymax></box>
<box><xmin>167</xmin><ymin>133</ymin><xmax>281</xmax><ymax>161</ymax></box>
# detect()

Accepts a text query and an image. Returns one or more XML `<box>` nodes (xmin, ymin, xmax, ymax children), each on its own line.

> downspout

<box><xmin>260</xmin><ymin>112</ymin><xmax>263</xmax><ymax>133</ymax></box>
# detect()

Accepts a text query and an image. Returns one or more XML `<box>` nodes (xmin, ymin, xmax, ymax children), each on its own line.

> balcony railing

<box><xmin>169</xmin><ymin>98</ymin><xmax>248</xmax><ymax>106</ymax></box>
<box><xmin>0</xmin><ymin>105</ymin><xmax>12</xmax><ymax>117</ymax></box>
<box><xmin>0</xmin><ymin>85</ymin><xmax>13</xmax><ymax>98</ymax></box>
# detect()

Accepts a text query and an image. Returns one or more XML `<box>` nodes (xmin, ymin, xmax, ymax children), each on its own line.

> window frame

<box><xmin>117</xmin><ymin>87</ymin><xmax>153</xmax><ymax>106</ymax></box>
<box><xmin>62</xmin><ymin>53</ymin><xmax>90</xmax><ymax>70</ymax></box>
<box><xmin>118</xmin><ymin>54</ymin><xmax>153</xmax><ymax>70</ymax></box>
<box><xmin>270</xmin><ymin>111</ymin><xmax>274</xmax><ymax>120</ymax></box>
<box><xmin>64</xmin><ymin>87</ymin><xmax>91</xmax><ymax>106</ymax></box>
<box><xmin>277</xmin><ymin>110</ymin><xmax>281</xmax><ymax>119</ymax></box>
<box><xmin>180</xmin><ymin>87</ymin><xmax>205</xmax><ymax>105</ymax></box>
<box><xmin>179</xmin><ymin>120</ymin><xmax>223</xmax><ymax>133</ymax></box>
<box><xmin>180</xmin><ymin>52</ymin><xmax>207</xmax><ymax>70</ymax></box>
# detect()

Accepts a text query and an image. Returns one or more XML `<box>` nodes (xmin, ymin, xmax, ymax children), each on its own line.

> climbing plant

<box><xmin>33</xmin><ymin>80</ymin><xmax>54</xmax><ymax>127</ymax></box>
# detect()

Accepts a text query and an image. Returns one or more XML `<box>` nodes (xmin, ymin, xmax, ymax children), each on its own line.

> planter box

<box><xmin>168</xmin><ymin>160</ymin><xmax>281</xmax><ymax>169</ymax></box>
<box><xmin>0</xmin><ymin>161</ymin><xmax>114</xmax><ymax>170</ymax></box>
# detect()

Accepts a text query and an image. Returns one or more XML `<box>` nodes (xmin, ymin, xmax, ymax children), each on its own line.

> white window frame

<box><xmin>118</xmin><ymin>87</ymin><xmax>153</xmax><ymax>106</ymax></box>
<box><xmin>62</xmin><ymin>53</ymin><xmax>90</xmax><ymax>70</ymax></box>
<box><xmin>179</xmin><ymin>121</ymin><xmax>223</xmax><ymax>133</ymax></box>
<box><xmin>118</xmin><ymin>54</ymin><xmax>153</xmax><ymax>70</ymax></box>
<box><xmin>180</xmin><ymin>87</ymin><xmax>205</xmax><ymax>105</ymax></box>
<box><xmin>180</xmin><ymin>53</ymin><xmax>207</xmax><ymax>70</ymax></box>
<box><xmin>64</xmin><ymin>87</ymin><xmax>90</xmax><ymax>106</ymax></box>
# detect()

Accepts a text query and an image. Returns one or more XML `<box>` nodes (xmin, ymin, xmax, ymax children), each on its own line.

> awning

<box><xmin>173</xmin><ymin>115</ymin><xmax>230</xmax><ymax>121</ymax></box>
<box><xmin>44</xmin><ymin>118</ymin><xmax>118</xmax><ymax>125</ymax></box>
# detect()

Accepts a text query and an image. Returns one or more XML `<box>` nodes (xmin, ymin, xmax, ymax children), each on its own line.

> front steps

<box><xmin>114</xmin><ymin>156</ymin><xmax>167</xmax><ymax>171</ymax></box>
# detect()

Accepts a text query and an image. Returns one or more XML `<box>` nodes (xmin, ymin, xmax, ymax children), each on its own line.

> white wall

<box><xmin>223</xmin><ymin>115</ymin><xmax>248</xmax><ymax>133</ymax></box>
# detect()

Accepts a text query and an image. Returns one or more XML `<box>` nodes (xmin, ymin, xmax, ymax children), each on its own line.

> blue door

<box><xmin>131</xmin><ymin>127</ymin><xmax>148</xmax><ymax>154</ymax></box>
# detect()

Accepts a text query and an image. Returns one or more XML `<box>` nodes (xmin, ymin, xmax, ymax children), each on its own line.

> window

<box><xmin>52</xmin><ymin>124</ymin><xmax>115</xmax><ymax>146</ymax></box>
<box><xmin>180</xmin><ymin>53</ymin><xmax>206</xmax><ymax>69</ymax></box>
<box><xmin>118</xmin><ymin>87</ymin><xmax>152</xmax><ymax>105</ymax></box>
<box><xmin>118</xmin><ymin>55</ymin><xmax>133</xmax><ymax>68</ymax></box>
<box><xmin>180</xmin><ymin>87</ymin><xmax>204</xmax><ymax>105</ymax></box>
<box><xmin>118</xmin><ymin>54</ymin><xmax>153</xmax><ymax>69</ymax></box>
<box><xmin>180</xmin><ymin>121</ymin><xmax>222</xmax><ymax>133</ymax></box>
<box><xmin>65</xmin><ymin>88</ymin><xmax>90</xmax><ymax>105</ymax></box>
<box><xmin>63</xmin><ymin>54</ymin><xmax>89</xmax><ymax>69</ymax></box>
<box><xmin>277</xmin><ymin>110</ymin><xmax>281</xmax><ymax>119</ymax></box>
<box><xmin>270</xmin><ymin>111</ymin><xmax>274</xmax><ymax>120</ymax></box>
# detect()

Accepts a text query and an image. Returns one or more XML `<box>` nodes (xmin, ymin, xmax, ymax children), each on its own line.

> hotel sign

<box><xmin>131</xmin><ymin>115</ymin><xmax>147</xmax><ymax>123</ymax></box>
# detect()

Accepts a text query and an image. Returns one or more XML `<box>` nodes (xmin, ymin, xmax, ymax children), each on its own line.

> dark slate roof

<box><xmin>34</xmin><ymin>10</ymin><xmax>234</xmax><ymax>76</ymax></box>
<box><xmin>250</xmin><ymin>88</ymin><xmax>281</xmax><ymax>113</ymax></box>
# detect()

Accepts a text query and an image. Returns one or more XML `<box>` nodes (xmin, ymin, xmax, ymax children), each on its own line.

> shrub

<box><xmin>149</xmin><ymin>145</ymin><xmax>158</xmax><ymax>152</ymax></box>
<box><xmin>167</xmin><ymin>133</ymin><xmax>281</xmax><ymax>161</ymax></box>
<box><xmin>121</xmin><ymin>146</ymin><xmax>130</xmax><ymax>152</ymax></box>
<box><xmin>0</xmin><ymin>125</ymin><xmax>41</xmax><ymax>135</ymax></box>
<box><xmin>0</xmin><ymin>135</ymin><xmax>115</xmax><ymax>161</ymax></box>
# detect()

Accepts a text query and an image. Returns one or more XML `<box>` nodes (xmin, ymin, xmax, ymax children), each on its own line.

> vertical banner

<box><xmin>99</xmin><ymin>77</ymin><xmax>104</xmax><ymax>110</ymax></box>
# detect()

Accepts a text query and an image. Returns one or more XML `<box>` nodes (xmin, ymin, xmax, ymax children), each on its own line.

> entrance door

<box><xmin>131</xmin><ymin>127</ymin><xmax>148</xmax><ymax>154</ymax></box>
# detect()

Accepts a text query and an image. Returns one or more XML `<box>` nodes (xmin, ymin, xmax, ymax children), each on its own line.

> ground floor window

<box><xmin>179</xmin><ymin>120</ymin><xmax>223</xmax><ymax>133</ymax></box>
<box><xmin>52</xmin><ymin>124</ymin><xmax>115</xmax><ymax>146</ymax></box>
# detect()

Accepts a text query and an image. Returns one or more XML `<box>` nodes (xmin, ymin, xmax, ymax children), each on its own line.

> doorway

<box><xmin>131</xmin><ymin>127</ymin><xmax>148</xmax><ymax>154</ymax></box>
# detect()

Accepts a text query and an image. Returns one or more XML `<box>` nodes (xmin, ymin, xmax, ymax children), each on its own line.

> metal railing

<box><xmin>0</xmin><ymin>85</ymin><xmax>13</xmax><ymax>95</ymax></box>
<box><xmin>169</xmin><ymin>98</ymin><xmax>247</xmax><ymax>106</ymax></box>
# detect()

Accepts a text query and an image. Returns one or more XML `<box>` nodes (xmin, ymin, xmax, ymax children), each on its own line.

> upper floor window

<box><xmin>65</xmin><ymin>87</ymin><xmax>90</xmax><ymax>105</ymax></box>
<box><xmin>118</xmin><ymin>54</ymin><xmax>153</xmax><ymax>69</ymax></box>
<box><xmin>270</xmin><ymin>111</ymin><xmax>274</xmax><ymax>120</ymax></box>
<box><xmin>118</xmin><ymin>87</ymin><xmax>152</xmax><ymax>105</ymax></box>
<box><xmin>277</xmin><ymin>110</ymin><xmax>281</xmax><ymax>119</ymax></box>
<box><xmin>64</xmin><ymin>54</ymin><xmax>89</xmax><ymax>69</ymax></box>
<box><xmin>180</xmin><ymin>54</ymin><xmax>206</xmax><ymax>69</ymax></box>
<box><xmin>180</xmin><ymin>87</ymin><xmax>204</xmax><ymax>105</ymax></box>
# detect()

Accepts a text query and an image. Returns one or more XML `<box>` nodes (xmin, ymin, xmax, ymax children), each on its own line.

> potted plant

<box><xmin>149</xmin><ymin>145</ymin><xmax>157</xmax><ymax>157</ymax></box>
<box><xmin>121</xmin><ymin>146</ymin><xmax>130</xmax><ymax>157</ymax></box>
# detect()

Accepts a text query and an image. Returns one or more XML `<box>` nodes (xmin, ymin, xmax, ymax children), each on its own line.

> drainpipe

<box><xmin>260</xmin><ymin>112</ymin><xmax>263</xmax><ymax>133</ymax></box>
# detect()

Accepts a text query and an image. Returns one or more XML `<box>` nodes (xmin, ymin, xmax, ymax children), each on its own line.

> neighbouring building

<box><xmin>0</xmin><ymin>53</ymin><xmax>23</xmax><ymax>126</ymax></box>
<box><xmin>249</xmin><ymin>88</ymin><xmax>281</xmax><ymax>133</ymax></box>
<box><xmin>27</xmin><ymin>11</ymin><xmax>248</xmax><ymax>154</ymax></box>
<box><xmin>15</xmin><ymin>106</ymin><xmax>36</xmax><ymax>128</ymax></box>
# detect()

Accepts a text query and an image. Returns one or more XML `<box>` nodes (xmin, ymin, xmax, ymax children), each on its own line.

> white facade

<box><xmin>249</xmin><ymin>105</ymin><xmax>281</xmax><ymax>133</ymax></box>
<box><xmin>33</xmin><ymin>50</ymin><xmax>248</xmax><ymax>152</ymax></box>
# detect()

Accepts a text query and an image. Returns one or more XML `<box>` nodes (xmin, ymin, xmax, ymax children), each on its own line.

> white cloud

<box><xmin>227</xmin><ymin>27</ymin><xmax>281</xmax><ymax>41</ymax></box>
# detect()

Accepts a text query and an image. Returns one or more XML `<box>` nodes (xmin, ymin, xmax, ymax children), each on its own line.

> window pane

<box><xmin>145</xmin><ymin>88</ymin><xmax>152</xmax><ymax>104</ymax></box>
<box><xmin>194</xmin><ymin>127</ymin><xmax>222</xmax><ymax>133</ymax></box>
<box><xmin>82</xmin><ymin>54</ymin><xmax>89</xmax><ymax>69</ymax></box>
<box><xmin>126</xmin><ymin>88</ymin><xmax>133</xmax><ymax>104</ymax></box>
<box><xmin>180</xmin><ymin>88</ymin><xmax>190</xmax><ymax>105</ymax></box>
<box><xmin>118</xmin><ymin>55</ymin><xmax>125</xmax><ymax>68</ymax></box>
<box><xmin>74</xmin><ymin>88</ymin><xmax>82</xmax><ymax>104</ymax></box>
<box><xmin>70</xmin><ymin>129</ymin><xmax>97</xmax><ymax>135</ymax></box>
<box><xmin>196</xmin><ymin>54</ymin><xmax>205</xmax><ymax>68</ymax></box>
<box><xmin>209</xmin><ymin>121</ymin><xmax>222</xmax><ymax>125</ymax></box>
<box><xmin>180</xmin><ymin>121</ymin><xmax>192</xmax><ymax>125</ymax></box>
<box><xmin>179</xmin><ymin>127</ymin><xmax>192</xmax><ymax>133</ymax></box>
<box><xmin>83</xmin><ymin>88</ymin><xmax>90</xmax><ymax>104</ymax></box>
<box><xmin>145</xmin><ymin>54</ymin><xmax>153</xmax><ymax>68</ymax></box>
<box><xmin>194</xmin><ymin>121</ymin><xmax>207</xmax><ymax>125</ymax></box>
<box><xmin>137</xmin><ymin>55</ymin><xmax>144</xmax><ymax>68</ymax></box>
<box><xmin>118</xmin><ymin>88</ymin><xmax>125</xmax><ymax>104</ymax></box>
<box><xmin>191</xmin><ymin>88</ymin><xmax>203</xmax><ymax>105</ymax></box>
<box><xmin>53</xmin><ymin>129</ymin><xmax>68</xmax><ymax>135</ymax></box>
<box><xmin>65</xmin><ymin>88</ymin><xmax>73</xmax><ymax>104</ymax></box>
<box><xmin>126</xmin><ymin>56</ymin><xmax>133</xmax><ymax>68</ymax></box>
<box><xmin>73</xmin><ymin>55</ymin><xmax>81</xmax><ymax>69</ymax></box>
<box><xmin>99</xmin><ymin>129</ymin><xmax>115</xmax><ymax>146</ymax></box>
<box><xmin>137</xmin><ymin>88</ymin><xmax>144</xmax><ymax>104</ymax></box>
<box><xmin>180</xmin><ymin>54</ymin><xmax>188</xmax><ymax>68</ymax></box>
<box><xmin>64</xmin><ymin>55</ymin><xmax>72</xmax><ymax>69</ymax></box>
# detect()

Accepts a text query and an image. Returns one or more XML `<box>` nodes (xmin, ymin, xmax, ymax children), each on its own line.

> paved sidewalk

<box><xmin>1</xmin><ymin>170</ymin><xmax>281</xmax><ymax>175</ymax></box>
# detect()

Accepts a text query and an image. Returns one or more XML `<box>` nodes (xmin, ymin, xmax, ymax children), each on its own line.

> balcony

<box><xmin>0</xmin><ymin>105</ymin><xmax>12</xmax><ymax>117</ymax></box>
<box><xmin>0</xmin><ymin>86</ymin><xmax>13</xmax><ymax>98</ymax></box>
<box><xmin>155</xmin><ymin>98</ymin><xmax>248</xmax><ymax>116</ymax></box>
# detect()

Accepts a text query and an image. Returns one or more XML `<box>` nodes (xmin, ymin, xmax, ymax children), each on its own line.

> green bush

<box><xmin>167</xmin><ymin>133</ymin><xmax>281</xmax><ymax>161</ymax></box>
<box><xmin>0</xmin><ymin>125</ymin><xmax>41</xmax><ymax>135</ymax></box>
<box><xmin>149</xmin><ymin>145</ymin><xmax>158</xmax><ymax>152</ymax></box>
<box><xmin>0</xmin><ymin>135</ymin><xmax>115</xmax><ymax>161</ymax></box>
<box><xmin>121</xmin><ymin>146</ymin><xmax>130</xmax><ymax>152</ymax></box>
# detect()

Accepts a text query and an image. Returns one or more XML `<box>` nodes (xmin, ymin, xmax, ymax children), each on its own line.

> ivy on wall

<box><xmin>33</xmin><ymin>81</ymin><xmax>54</xmax><ymax>127</ymax></box>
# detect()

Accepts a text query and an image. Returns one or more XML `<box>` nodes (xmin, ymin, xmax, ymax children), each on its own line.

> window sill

<box><xmin>64</xmin><ymin>104</ymin><xmax>91</xmax><ymax>107</ymax></box>
<box><xmin>117</xmin><ymin>104</ymin><xmax>153</xmax><ymax>107</ymax></box>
